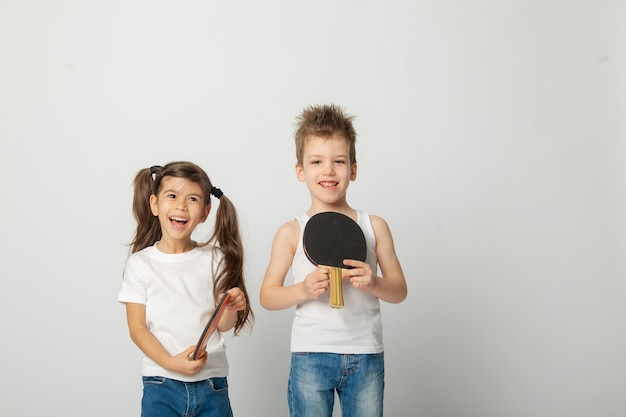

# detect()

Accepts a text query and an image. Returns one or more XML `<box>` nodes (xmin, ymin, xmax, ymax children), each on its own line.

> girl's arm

<box><xmin>217</xmin><ymin>287</ymin><xmax>247</xmax><ymax>332</ymax></box>
<box><xmin>260</xmin><ymin>220</ymin><xmax>330</xmax><ymax>310</ymax></box>
<box><xmin>342</xmin><ymin>215</ymin><xmax>407</xmax><ymax>304</ymax></box>
<box><xmin>125</xmin><ymin>303</ymin><xmax>207</xmax><ymax>375</ymax></box>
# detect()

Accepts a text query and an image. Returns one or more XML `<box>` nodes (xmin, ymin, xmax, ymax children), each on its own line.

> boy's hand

<box><xmin>342</xmin><ymin>259</ymin><xmax>376</xmax><ymax>291</ymax></box>
<box><xmin>303</xmin><ymin>268</ymin><xmax>330</xmax><ymax>299</ymax></box>
<box><xmin>170</xmin><ymin>346</ymin><xmax>207</xmax><ymax>376</ymax></box>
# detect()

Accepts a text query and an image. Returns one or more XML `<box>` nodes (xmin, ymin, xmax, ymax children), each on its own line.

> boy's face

<box><xmin>296</xmin><ymin>134</ymin><xmax>357</xmax><ymax>205</ymax></box>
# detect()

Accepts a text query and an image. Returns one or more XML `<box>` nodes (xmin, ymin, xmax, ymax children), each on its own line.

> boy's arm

<box><xmin>260</xmin><ymin>220</ymin><xmax>330</xmax><ymax>310</ymax></box>
<box><xmin>343</xmin><ymin>215</ymin><xmax>407</xmax><ymax>303</ymax></box>
<box><xmin>369</xmin><ymin>215</ymin><xmax>407</xmax><ymax>303</ymax></box>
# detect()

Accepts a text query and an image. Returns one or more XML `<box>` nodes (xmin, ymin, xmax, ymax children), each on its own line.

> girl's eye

<box><xmin>334</xmin><ymin>159</ymin><xmax>346</xmax><ymax>164</ymax></box>
<box><xmin>166</xmin><ymin>193</ymin><xmax>176</xmax><ymax>199</ymax></box>
<box><xmin>188</xmin><ymin>197</ymin><xmax>198</xmax><ymax>203</ymax></box>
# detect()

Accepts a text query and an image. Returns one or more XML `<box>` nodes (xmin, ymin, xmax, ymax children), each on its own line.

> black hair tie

<box><xmin>210</xmin><ymin>186</ymin><xmax>223</xmax><ymax>199</ymax></box>
<box><xmin>149</xmin><ymin>165</ymin><xmax>163</xmax><ymax>181</ymax></box>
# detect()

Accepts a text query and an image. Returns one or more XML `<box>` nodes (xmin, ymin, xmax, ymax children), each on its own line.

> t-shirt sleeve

<box><xmin>117</xmin><ymin>255</ymin><xmax>147</xmax><ymax>305</ymax></box>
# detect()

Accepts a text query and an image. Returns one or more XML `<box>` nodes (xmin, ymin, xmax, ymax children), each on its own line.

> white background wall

<box><xmin>1</xmin><ymin>1</ymin><xmax>625</xmax><ymax>416</ymax></box>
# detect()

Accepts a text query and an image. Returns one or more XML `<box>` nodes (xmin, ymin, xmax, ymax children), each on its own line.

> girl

<box><xmin>119</xmin><ymin>161</ymin><xmax>253</xmax><ymax>417</ymax></box>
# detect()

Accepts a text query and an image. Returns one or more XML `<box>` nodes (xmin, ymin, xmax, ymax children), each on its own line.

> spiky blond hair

<box><xmin>294</xmin><ymin>104</ymin><xmax>357</xmax><ymax>165</ymax></box>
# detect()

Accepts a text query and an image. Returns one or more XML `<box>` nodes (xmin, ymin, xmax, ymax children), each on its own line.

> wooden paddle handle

<box><xmin>322</xmin><ymin>265</ymin><xmax>344</xmax><ymax>309</ymax></box>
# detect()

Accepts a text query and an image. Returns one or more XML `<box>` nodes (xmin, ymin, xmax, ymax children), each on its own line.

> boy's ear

<box><xmin>149</xmin><ymin>194</ymin><xmax>158</xmax><ymax>216</ymax></box>
<box><xmin>295</xmin><ymin>163</ymin><xmax>305</xmax><ymax>182</ymax></box>
<box><xmin>350</xmin><ymin>162</ymin><xmax>357</xmax><ymax>181</ymax></box>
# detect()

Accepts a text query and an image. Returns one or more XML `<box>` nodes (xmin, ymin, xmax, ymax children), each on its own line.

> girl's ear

<box><xmin>149</xmin><ymin>194</ymin><xmax>158</xmax><ymax>216</ymax></box>
<box><xmin>200</xmin><ymin>205</ymin><xmax>211</xmax><ymax>223</ymax></box>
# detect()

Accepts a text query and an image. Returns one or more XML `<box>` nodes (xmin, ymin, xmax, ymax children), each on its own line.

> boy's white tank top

<box><xmin>290</xmin><ymin>210</ymin><xmax>383</xmax><ymax>354</ymax></box>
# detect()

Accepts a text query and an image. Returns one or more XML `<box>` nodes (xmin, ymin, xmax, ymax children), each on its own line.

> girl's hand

<box><xmin>169</xmin><ymin>346</ymin><xmax>207</xmax><ymax>376</ymax></box>
<box><xmin>342</xmin><ymin>259</ymin><xmax>376</xmax><ymax>291</ymax></box>
<box><xmin>223</xmin><ymin>288</ymin><xmax>247</xmax><ymax>312</ymax></box>
<box><xmin>302</xmin><ymin>267</ymin><xmax>330</xmax><ymax>299</ymax></box>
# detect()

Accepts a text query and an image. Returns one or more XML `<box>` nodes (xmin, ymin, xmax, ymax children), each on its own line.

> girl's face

<box><xmin>296</xmin><ymin>134</ymin><xmax>357</xmax><ymax>207</ymax></box>
<box><xmin>150</xmin><ymin>176</ymin><xmax>210</xmax><ymax>252</ymax></box>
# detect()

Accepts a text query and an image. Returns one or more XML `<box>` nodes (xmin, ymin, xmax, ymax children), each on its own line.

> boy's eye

<box><xmin>334</xmin><ymin>159</ymin><xmax>346</xmax><ymax>164</ymax></box>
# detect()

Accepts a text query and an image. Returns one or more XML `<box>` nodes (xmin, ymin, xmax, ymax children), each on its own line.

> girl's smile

<box><xmin>150</xmin><ymin>176</ymin><xmax>209</xmax><ymax>253</ymax></box>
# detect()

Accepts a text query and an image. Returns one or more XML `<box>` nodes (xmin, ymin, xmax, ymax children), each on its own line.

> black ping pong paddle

<box><xmin>303</xmin><ymin>211</ymin><xmax>367</xmax><ymax>308</ymax></box>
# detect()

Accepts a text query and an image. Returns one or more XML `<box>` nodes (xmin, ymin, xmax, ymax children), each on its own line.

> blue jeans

<box><xmin>288</xmin><ymin>352</ymin><xmax>385</xmax><ymax>417</ymax></box>
<box><xmin>141</xmin><ymin>376</ymin><xmax>233</xmax><ymax>417</ymax></box>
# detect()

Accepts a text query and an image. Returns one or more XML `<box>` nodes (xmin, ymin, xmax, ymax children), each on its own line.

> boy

<box><xmin>260</xmin><ymin>104</ymin><xmax>407</xmax><ymax>417</ymax></box>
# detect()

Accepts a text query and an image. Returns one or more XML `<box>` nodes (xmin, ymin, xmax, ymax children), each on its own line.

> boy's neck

<box><xmin>307</xmin><ymin>202</ymin><xmax>355</xmax><ymax>219</ymax></box>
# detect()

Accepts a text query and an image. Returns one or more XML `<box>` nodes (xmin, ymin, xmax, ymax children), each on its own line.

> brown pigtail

<box><xmin>130</xmin><ymin>167</ymin><xmax>162</xmax><ymax>254</ymax></box>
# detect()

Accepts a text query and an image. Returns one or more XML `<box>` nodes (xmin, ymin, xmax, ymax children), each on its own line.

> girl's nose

<box><xmin>175</xmin><ymin>199</ymin><xmax>188</xmax><ymax>210</ymax></box>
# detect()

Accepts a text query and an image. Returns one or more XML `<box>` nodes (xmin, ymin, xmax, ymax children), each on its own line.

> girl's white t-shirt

<box><xmin>118</xmin><ymin>243</ymin><xmax>228</xmax><ymax>382</ymax></box>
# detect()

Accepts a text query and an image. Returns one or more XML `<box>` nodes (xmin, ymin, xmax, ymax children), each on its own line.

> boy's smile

<box><xmin>319</xmin><ymin>180</ymin><xmax>339</xmax><ymax>189</ymax></box>
<box><xmin>296</xmin><ymin>134</ymin><xmax>357</xmax><ymax>208</ymax></box>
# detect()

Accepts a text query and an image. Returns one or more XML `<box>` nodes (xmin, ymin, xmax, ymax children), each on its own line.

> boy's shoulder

<box><xmin>275</xmin><ymin>217</ymin><xmax>302</xmax><ymax>239</ymax></box>
<box><xmin>366</xmin><ymin>213</ymin><xmax>395</xmax><ymax>238</ymax></box>
<box><xmin>367</xmin><ymin>213</ymin><xmax>386</xmax><ymax>225</ymax></box>
<box><xmin>357</xmin><ymin>210</ymin><xmax>386</xmax><ymax>226</ymax></box>
<box><xmin>270</xmin><ymin>218</ymin><xmax>302</xmax><ymax>256</ymax></box>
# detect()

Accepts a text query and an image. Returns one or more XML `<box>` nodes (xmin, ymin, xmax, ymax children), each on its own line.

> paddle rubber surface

<box><xmin>303</xmin><ymin>211</ymin><xmax>367</xmax><ymax>268</ymax></box>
